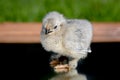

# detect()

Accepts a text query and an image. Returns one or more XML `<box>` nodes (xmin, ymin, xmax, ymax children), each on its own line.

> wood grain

<box><xmin>92</xmin><ymin>22</ymin><xmax>120</xmax><ymax>42</ymax></box>
<box><xmin>0</xmin><ymin>22</ymin><xmax>120</xmax><ymax>43</ymax></box>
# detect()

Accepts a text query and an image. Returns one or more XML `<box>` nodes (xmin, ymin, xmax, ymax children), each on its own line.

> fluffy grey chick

<box><xmin>40</xmin><ymin>11</ymin><xmax>93</xmax><ymax>69</ymax></box>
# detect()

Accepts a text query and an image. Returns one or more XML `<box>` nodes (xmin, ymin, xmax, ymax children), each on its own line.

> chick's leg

<box><xmin>50</xmin><ymin>54</ymin><xmax>61</xmax><ymax>61</ymax></box>
<box><xmin>50</xmin><ymin>54</ymin><xmax>61</xmax><ymax>67</ymax></box>
<box><xmin>69</xmin><ymin>58</ymin><xmax>79</xmax><ymax>69</ymax></box>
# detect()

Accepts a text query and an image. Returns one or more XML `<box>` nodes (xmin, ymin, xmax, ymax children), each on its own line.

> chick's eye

<box><xmin>54</xmin><ymin>25</ymin><xmax>57</xmax><ymax>29</ymax></box>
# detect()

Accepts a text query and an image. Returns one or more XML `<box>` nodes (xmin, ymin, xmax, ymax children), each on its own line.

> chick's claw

<box><xmin>54</xmin><ymin>64</ymin><xmax>70</xmax><ymax>73</ymax></box>
<box><xmin>50</xmin><ymin>55</ymin><xmax>70</xmax><ymax>73</ymax></box>
<box><xmin>50</xmin><ymin>59</ymin><xmax>60</xmax><ymax>68</ymax></box>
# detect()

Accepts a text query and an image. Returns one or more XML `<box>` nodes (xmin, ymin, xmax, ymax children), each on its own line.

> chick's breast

<box><xmin>41</xmin><ymin>33</ymin><xmax>65</xmax><ymax>54</ymax></box>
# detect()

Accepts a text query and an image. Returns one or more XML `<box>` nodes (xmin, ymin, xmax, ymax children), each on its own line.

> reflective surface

<box><xmin>50</xmin><ymin>69</ymin><xmax>87</xmax><ymax>80</ymax></box>
<box><xmin>1</xmin><ymin>43</ymin><xmax>119</xmax><ymax>80</ymax></box>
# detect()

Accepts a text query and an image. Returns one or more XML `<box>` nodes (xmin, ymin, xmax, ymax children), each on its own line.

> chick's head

<box><xmin>42</xmin><ymin>11</ymin><xmax>66</xmax><ymax>35</ymax></box>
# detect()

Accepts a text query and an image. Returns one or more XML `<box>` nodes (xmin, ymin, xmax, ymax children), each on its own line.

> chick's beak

<box><xmin>45</xmin><ymin>28</ymin><xmax>53</xmax><ymax>34</ymax></box>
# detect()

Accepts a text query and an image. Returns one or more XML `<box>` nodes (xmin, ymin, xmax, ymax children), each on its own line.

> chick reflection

<box><xmin>49</xmin><ymin>69</ymin><xmax>87</xmax><ymax>80</ymax></box>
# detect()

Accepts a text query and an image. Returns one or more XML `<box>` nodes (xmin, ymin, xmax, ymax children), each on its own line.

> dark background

<box><xmin>1</xmin><ymin>43</ymin><xmax>119</xmax><ymax>80</ymax></box>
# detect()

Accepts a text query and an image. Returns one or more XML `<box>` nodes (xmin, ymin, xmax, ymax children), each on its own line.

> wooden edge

<box><xmin>0</xmin><ymin>22</ymin><xmax>120</xmax><ymax>43</ymax></box>
<box><xmin>92</xmin><ymin>22</ymin><xmax>120</xmax><ymax>42</ymax></box>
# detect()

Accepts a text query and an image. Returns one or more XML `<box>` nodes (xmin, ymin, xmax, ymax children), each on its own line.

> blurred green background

<box><xmin>0</xmin><ymin>0</ymin><xmax>120</xmax><ymax>22</ymax></box>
